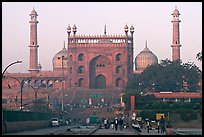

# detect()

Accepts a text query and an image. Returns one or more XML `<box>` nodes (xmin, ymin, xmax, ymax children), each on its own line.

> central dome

<box><xmin>135</xmin><ymin>41</ymin><xmax>158</xmax><ymax>72</ymax></box>
<box><xmin>52</xmin><ymin>45</ymin><xmax>68</xmax><ymax>71</ymax></box>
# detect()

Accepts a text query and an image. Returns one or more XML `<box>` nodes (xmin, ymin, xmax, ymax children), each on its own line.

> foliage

<box><xmin>122</xmin><ymin>88</ymin><xmax>157</xmax><ymax>110</ymax></box>
<box><xmin>180</xmin><ymin>112</ymin><xmax>198</xmax><ymax>121</ymax></box>
<box><xmin>126</xmin><ymin>59</ymin><xmax>201</xmax><ymax>92</ymax></box>
<box><xmin>196</xmin><ymin>51</ymin><xmax>202</xmax><ymax>61</ymax></box>
<box><xmin>180</xmin><ymin>113</ymin><xmax>190</xmax><ymax>121</ymax></box>
<box><xmin>139</xmin><ymin>110</ymin><xmax>157</xmax><ymax>120</ymax></box>
<box><xmin>189</xmin><ymin>112</ymin><xmax>198</xmax><ymax>120</ymax></box>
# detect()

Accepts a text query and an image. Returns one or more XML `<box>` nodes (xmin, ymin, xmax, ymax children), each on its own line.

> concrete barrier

<box><xmin>2</xmin><ymin>120</ymin><xmax>50</xmax><ymax>134</ymax></box>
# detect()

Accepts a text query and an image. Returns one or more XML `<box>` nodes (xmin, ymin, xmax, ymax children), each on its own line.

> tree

<box><xmin>122</xmin><ymin>89</ymin><xmax>156</xmax><ymax>110</ymax></box>
<box><xmin>196</xmin><ymin>51</ymin><xmax>202</xmax><ymax>61</ymax></box>
<box><xmin>126</xmin><ymin>59</ymin><xmax>201</xmax><ymax>92</ymax></box>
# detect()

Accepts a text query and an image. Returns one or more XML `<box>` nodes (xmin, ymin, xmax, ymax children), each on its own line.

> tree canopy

<box><xmin>196</xmin><ymin>51</ymin><xmax>202</xmax><ymax>61</ymax></box>
<box><xmin>126</xmin><ymin>59</ymin><xmax>201</xmax><ymax>92</ymax></box>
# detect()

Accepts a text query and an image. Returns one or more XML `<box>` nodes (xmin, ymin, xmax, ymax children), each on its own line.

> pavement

<box><xmin>92</xmin><ymin>127</ymin><xmax>140</xmax><ymax>135</ymax></box>
<box><xmin>138</xmin><ymin>128</ymin><xmax>166</xmax><ymax>135</ymax></box>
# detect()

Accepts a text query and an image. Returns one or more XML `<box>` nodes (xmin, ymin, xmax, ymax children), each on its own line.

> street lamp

<box><xmin>58</xmin><ymin>55</ymin><xmax>67</xmax><ymax>112</ymax></box>
<box><xmin>20</xmin><ymin>74</ymin><xmax>41</xmax><ymax>111</ymax></box>
<box><xmin>3</xmin><ymin>75</ymin><xmax>22</xmax><ymax>109</ymax></box>
<box><xmin>27</xmin><ymin>84</ymin><xmax>43</xmax><ymax>112</ymax></box>
<box><xmin>2</xmin><ymin>60</ymin><xmax>22</xmax><ymax>77</ymax></box>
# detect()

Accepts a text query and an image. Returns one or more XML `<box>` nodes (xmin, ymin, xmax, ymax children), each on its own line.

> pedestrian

<box><xmin>157</xmin><ymin>121</ymin><xmax>160</xmax><ymax>133</ymax></box>
<box><xmin>110</xmin><ymin>118</ymin><xmax>114</xmax><ymax>129</ymax></box>
<box><xmin>147</xmin><ymin>120</ymin><xmax>150</xmax><ymax>133</ymax></box>
<box><xmin>66</xmin><ymin>119</ymin><xmax>69</xmax><ymax>125</ymax></box>
<box><xmin>119</xmin><ymin>117</ymin><xmax>123</xmax><ymax>131</ymax></box>
<box><xmin>160</xmin><ymin>116</ymin><xmax>165</xmax><ymax>133</ymax></box>
<box><xmin>114</xmin><ymin>117</ymin><xmax>118</xmax><ymax>131</ymax></box>
<box><xmin>104</xmin><ymin>119</ymin><xmax>108</xmax><ymax>129</ymax></box>
<box><xmin>118</xmin><ymin>117</ymin><xmax>123</xmax><ymax>131</ymax></box>
<box><xmin>107</xmin><ymin>118</ymin><xmax>110</xmax><ymax>129</ymax></box>
<box><xmin>69</xmin><ymin>119</ymin><xmax>71</xmax><ymax>126</ymax></box>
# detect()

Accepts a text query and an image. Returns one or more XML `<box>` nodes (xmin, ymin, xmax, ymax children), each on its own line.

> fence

<box><xmin>3</xmin><ymin>109</ymin><xmax>60</xmax><ymax>122</ymax></box>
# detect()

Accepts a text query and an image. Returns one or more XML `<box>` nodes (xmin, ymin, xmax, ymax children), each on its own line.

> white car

<box><xmin>51</xmin><ymin>118</ymin><xmax>60</xmax><ymax>127</ymax></box>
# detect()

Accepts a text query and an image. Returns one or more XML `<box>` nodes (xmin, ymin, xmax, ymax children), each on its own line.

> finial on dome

<box><xmin>145</xmin><ymin>41</ymin><xmax>147</xmax><ymax>48</ymax></box>
<box><xmin>175</xmin><ymin>5</ymin><xmax>177</xmax><ymax>10</ymax></box>
<box><xmin>104</xmin><ymin>24</ymin><xmax>107</xmax><ymax>35</ymax></box>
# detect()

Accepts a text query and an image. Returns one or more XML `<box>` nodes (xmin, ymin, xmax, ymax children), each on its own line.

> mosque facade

<box><xmin>2</xmin><ymin>7</ymin><xmax>182</xmax><ymax>108</ymax></box>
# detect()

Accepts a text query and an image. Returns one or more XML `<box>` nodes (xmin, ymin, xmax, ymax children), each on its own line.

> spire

<box><xmin>104</xmin><ymin>25</ymin><xmax>107</xmax><ymax>35</ymax></box>
<box><xmin>145</xmin><ymin>41</ymin><xmax>147</xmax><ymax>48</ymax></box>
<box><xmin>175</xmin><ymin>5</ymin><xmax>177</xmax><ymax>10</ymax></box>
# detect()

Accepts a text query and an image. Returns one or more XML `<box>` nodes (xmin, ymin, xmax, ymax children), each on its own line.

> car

<box><xmin>51</xmin><ymin>118</ymin><xmax>60</xmax><ymax>127</ymax></box>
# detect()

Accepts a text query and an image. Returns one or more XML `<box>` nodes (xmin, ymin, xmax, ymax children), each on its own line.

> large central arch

<box><xmin>95</xmin><ymin>74</ymin><xmax>106</xmax><ymax>89</ymax></box>
<box><xmin>89</xmin><ymin>55</ymin><xmax>112</xmax><ymax>89</ymax></box>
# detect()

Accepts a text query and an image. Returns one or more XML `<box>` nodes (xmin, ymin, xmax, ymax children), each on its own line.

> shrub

<box><xmin>180</xmin><ymin>113</ymin><xmax>190</xmax><ymax>121</ymax></box>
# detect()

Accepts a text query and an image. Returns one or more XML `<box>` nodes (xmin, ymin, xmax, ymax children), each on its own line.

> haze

<box><xmin>2</xmin><ymin>2</ymin><xmax>202</xmax><ymax>73</ymax></box>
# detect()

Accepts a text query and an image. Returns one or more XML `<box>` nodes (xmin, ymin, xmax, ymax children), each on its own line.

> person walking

<box><xmin>118</xmin><ymin>117</ymin><xmax>123</xmax><ymax>131</ymax></box>
<box><xmin>104</xmin><ymin>119</ymin><xmax>108</xmax><ymax>129</ymax></box>
<box><xmin>160</xmin><ymin>116</ymin><xmax>165</xmax><ymax>133</ymax></box>
<box><xmin>110</xmin><ymin>118</ymin><xmax>114</xmax><ymax>129</ymax></box>
<box><xmin>157</xmin><ymin>121</ymin><xmax>160</xmax><ymax>133</ymax></box>
<box><xmin>147</xmin><ymin>120</ymin><xmax>150</xmax><ymax>133</ymax></box>
<box><xmin>114</xmin><ymin>117</ymin><xmax>119</xmax><ymax>131</ymax></box>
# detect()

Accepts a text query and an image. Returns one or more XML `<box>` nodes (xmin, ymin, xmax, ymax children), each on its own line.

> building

<box><xmin>66</xmin><ymin>24</ymin><xmax>134</xmax><ymax>89</ymax></box>
<box><xmin>146</xmin><ymin>91</ymin><xmax>202</xmax><ymax>102</ymax></box>
<box><xmin>3</xmin><ymin>7</ymin><xmax>198</xmax><ymax>111</ymax></box>
<box><xmin>2</xmin><ymin>8</ymin><xmax>134</xmax><ymax>110</ymax></box>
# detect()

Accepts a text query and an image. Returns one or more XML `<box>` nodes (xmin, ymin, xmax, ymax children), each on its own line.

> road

<box><xmin>4</xmin><ymin>124</ymin><xmax>201</xmax><ymax>135</ymax></box>
<box><xmin>92</xmin><ymin>128</ymin><xmax>140</xmax><ymax>135</ymax></box>
<box><xmin>3</xmin><ymin>125</ymin><xmax>77</xmax><ymax>135</ymax></box>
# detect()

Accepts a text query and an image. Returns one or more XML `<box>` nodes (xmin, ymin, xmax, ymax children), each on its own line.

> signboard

<box><xmin>89</xmin><ymin>93</ymin><xmax>103</xmax><ymax>98</ymax></box>
<box><xmin>156</xmin><ymin>113</ymin><xmax>165</xmax><ymax>120</ymax></box>
<box><xmin>81</xmin><ymin>99</ymin><xmax>88</xmax><ymax>104</ymax></box>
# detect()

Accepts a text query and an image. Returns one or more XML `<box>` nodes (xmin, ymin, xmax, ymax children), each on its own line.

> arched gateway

<box><xmin>89</xmin><ymin>55</ymin><xmax>112</xmax><ymax>89</ymax></box>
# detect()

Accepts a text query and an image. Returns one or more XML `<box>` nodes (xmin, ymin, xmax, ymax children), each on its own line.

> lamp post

<box><xmin>3</xmin><ymin>75</ymin><xmax>22</xmax><ymax>109</ymax></box>
<box><xmin>58</xmin><ymin>55</ymin><xmax>67</xmax><ymax>112</ymax></box>
<box><xmin>27</xmin><ymin>84</ymin><xmax>42</xmax><ymax>112</ymax></box>
<box><xmin>2</xmin><ymin>60</ymin><xmax>22</xmax><ymax>77</ymax></box>
<box><xmin>20</xmin><ymin>74</ymin><xmax>41</xmax><ymax>111</ymax></box>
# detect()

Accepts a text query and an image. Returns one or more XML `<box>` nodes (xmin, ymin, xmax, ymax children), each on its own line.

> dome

<box><xmin>53</xmin><ymin>45</ymin><xmax>68</xmax><ymax>71</ymax></box>
<box><xmin>135</xmin><ymin>41</ymin><xmax>158</xmax><ymax>71</ymax></box>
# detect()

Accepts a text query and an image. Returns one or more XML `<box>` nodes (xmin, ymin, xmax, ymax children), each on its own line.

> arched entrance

<box><xmin>89</xmin><ymin>55</ymin><xmax>112</xmax><ymax>89</ymax></box>
<box><xmin>95</xmin><ymin>74</ymin><xmax>106</xmax><ymax>89</ymax></box>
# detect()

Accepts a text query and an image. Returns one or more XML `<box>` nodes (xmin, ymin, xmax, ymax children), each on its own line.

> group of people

<box><xmin>102</xmin><ymin>117</ymin><xmax>127</xmax><ymax>131</ymax></box>
<box><xmin>146</xmin><ymin>115</ymin><xmax>166</xmax><ymax>133</ymax></box>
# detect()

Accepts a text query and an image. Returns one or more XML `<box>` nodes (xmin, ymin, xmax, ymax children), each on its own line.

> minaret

<box><xmin>28</xmin><ymin>7</ymin><xmax>39</xmax><ymax>73</ymax></box>
<box><xmin>171</xmin><ymin>6</ymin><xmax>181</xmax><ymax>62</ymax></box>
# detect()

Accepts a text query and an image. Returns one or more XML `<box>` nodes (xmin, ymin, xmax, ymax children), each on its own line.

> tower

<box><xmin>28</xmin><ymin>8</ymin><xmax>39</xmax><ymax>73</ymax></box>
<box><xmin>171</xmin><ymin>6</ymin><xmax>181</xmax><ymax>62</ymax></box>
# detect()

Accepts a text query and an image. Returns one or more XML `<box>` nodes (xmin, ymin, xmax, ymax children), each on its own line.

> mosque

<box><xmin>2</xmin><ymin>7</ymin><xmax>182</xmax><ymax>109</ymax></box>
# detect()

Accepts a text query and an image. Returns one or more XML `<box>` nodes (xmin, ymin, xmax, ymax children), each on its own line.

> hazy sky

<box><xmin>2</xmin><ymin>2</ymin><xmax>202</xmax><ymax>73</ymax></box>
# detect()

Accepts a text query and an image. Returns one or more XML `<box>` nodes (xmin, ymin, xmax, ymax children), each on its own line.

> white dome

<box><xmin>135</xmin><ymin>42</ymin><xmax>158</xmax><ymax>71</ymax></box>
<box><xmin>52</xmin><ymin>46</ymin><xmax>68</xmax><ymax>71</ymax></box>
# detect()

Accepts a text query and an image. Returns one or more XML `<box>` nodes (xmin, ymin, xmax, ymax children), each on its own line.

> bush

<box><xmin>180</xmin><ymin>113</ymin><xmax>190</xmax><ymax>121</ymax></box>
<box><xmin>189</xmin><ymin>112</ymin><xmax>198</xmax><ymax>120</ymax></box>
